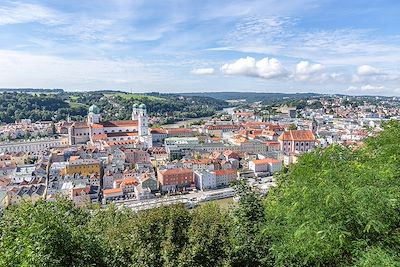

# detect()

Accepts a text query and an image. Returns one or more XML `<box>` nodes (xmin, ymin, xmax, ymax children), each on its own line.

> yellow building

<box><xmin>10</xmin><ymin>152</ymin><xmax>30</xmax><ymax>165</ymax></box>
<box><xmin>62</xmin><ymin>158</ymin><xmax>101</xmax><ymax>176</ymax></box>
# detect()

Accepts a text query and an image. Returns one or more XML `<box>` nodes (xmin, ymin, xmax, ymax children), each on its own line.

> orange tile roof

<box><xmin>213</xmin><ymin>169</ymin><xmax>237</xmax><ymax>176</ymax></box>
<box><xmin>72</xmin><ymin>186</ymin><xmax>89</xmax><ymax>196</ymax></box>
<box><xmin>121</xmin><ymin>178</ymin><xmax>139</xmax><ymax>186</ymax></box>
<box><xmin>69</xmin><ymin>156</ymin><xmax>80</xmax><ymax>161</ymax></box>
<box><xmin>92</xmin><ymin>133</ymin><xmax>108</xmax><ymax>140</ymax></box>
<box><xmin>268</xmin><ymin>124</ymin><xmax>285</xmax><ymax>131</ymax></box>
<box><xmin>103</xmin><ymin>188</ymin><xmax>123</xmax><ymax>195</ymax></box>
<box><xmin>206</xmin><ymin>125</ymin><xmax>239</xmax><ymax>130</ymax></box>
<box><xmin>91</xmin><ymin>124</ymin><xmax>104</xmax><ymax>129</ymax></box>
<box><xmin>251</xmin><ymin>158</ymin><xmax>281</xmax><ymax>165</ymax></box>
<box><xmin>240</xmin><ymin>122</ymin><xmax>270</xmax><ymax>128</ymax></box>
<box><xmin>106</xmin><ymin>140</ymin><xmax>141</xmax><ymax>146</ymax></box>
<box><xmin>159</xmin><ymin>168</ymin><xmax>193</xmax><ymax>176</ymax></box>
<box><xmin>151</xmin><ymin>128</ymin><xmax>167</xmax><ymax>134</ymax></box>
<box><xmin>166</xmin><ymin>128</ymin><xmax>193</xmax><ymax>134</ymax></box>
<box><xmin>262</xmin><ymin>130</ymin><xmax>277</xmax><ymax>136</ymax></box>
<box><xmin>278</xmin><ymin>130</ymin><xmax>316</xmax><ymax>141</ymax></box>
<box><xmin>73</xmin><ymin>122</ymin><xmax>89</xmax><ymax>129</ymax></box>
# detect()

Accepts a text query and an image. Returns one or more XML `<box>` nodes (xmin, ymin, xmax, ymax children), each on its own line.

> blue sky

<box><xmin>0</xmin><ymin>0</ymin><xmax>400</xmax><ymax>95</ymax></box>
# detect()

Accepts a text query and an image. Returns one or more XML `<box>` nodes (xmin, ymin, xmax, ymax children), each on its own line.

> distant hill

<box><xmin>0</xmin><ymin>91</ymin><xmax>228</xmax><ymax>123</ymax></box>
<box><xmin>0</xmin><ymin>88</ymin><xmax>64</xmax><ymax>93</ymax></box>
<box><xmin>179</xmin><ymin>92</ymin><xmax>321</xmax><ymax>103</ymax></box>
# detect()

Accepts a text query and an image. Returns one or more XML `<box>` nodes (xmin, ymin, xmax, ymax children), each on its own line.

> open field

<box><xmin>104</xmin><ymin>92</ymin><xmax>165</xmax><ymax>101</ymax></box>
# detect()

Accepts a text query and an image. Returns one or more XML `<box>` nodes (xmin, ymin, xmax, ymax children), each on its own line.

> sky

<box><xmin>0</xmin><ymin>0</ymin><xmax>400</xmax><ymax>96</ymax></box>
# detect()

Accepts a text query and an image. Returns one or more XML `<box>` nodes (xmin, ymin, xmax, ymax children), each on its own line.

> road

<box><xmin>115</xmin><ymin>187</ymin><xmax>235</xmax><ymax>211</ymax></box>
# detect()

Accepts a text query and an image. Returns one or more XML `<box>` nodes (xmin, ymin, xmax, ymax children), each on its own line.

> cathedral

<box><xmin>68</xmin><ymin>103</ymin><xmax>152</xmax><ymax>148</ymax></box>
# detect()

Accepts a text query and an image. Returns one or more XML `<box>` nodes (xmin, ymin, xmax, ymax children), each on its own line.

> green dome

<box><xmin>132</xmin><ymin>103</ymin><xmax>139</xmax><ymax>108</ymax></box>
<box><xmin>139</xmin><ymin>103</ymin><xmax>146</xmax><ymax>109</ymax></box>
<box><xmin>88</xmin><ymin>105</ymin><xmax>100</xmax><ymax>114</ymax></box>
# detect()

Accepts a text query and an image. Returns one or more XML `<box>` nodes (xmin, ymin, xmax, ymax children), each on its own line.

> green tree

<box><xmin>288</xmin><ymin>123</ymin><xmax>297</xmax><ymax>130</ymax></box>
<box><xmin>179</xmin><ymin>204</ymin><xmax>231</xmax><ymax>267</ymax></box>
<box><xmin>264</xmin><ymin>121</ymin><xmax>400</xmax><ymax>266</ymax></box>
<box><xmin>0</xmin><ymin>197</ymin><xmax>105</xmax><ymax>267</ymax></box>
<box><xmin>229</xmin><ymin>180</ymin><xmax>271</xmax><ymax>266</ymax></box>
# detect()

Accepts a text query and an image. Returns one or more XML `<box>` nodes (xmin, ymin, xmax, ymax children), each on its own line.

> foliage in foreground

<box><xmin>0</xmin><ymin>121</ymin><xmax>399</xmax><ymax>266</ymax></box>
<box><xmin>0</xmin><ymin>189</ymin><xmax>265</xmax><ymax>267</ymax></box>
<box><xmin>264</xmin><ymin>120</ymin><xmax>400</xmax><ymax>266</ymax></box>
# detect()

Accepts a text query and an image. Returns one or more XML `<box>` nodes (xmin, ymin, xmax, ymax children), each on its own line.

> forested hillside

<box><xmin>1</xmin><ymin>121</ymin><xmax>399</xmax><ymax>266</ymax></box>
<box><xmin>0</xmin><ymin>92</ymin><xmax>228</xmax><ymax>123</ymax></box>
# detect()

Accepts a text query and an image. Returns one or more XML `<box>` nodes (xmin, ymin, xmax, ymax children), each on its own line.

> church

<box><xmin>68</xmin><ymin>103</ymin><xmax>152</xmax><ymax>148</ymax></box>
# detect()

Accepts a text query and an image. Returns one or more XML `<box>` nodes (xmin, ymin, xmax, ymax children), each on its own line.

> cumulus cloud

<box><xmin>190</xmin><ymin>68</ymin><xmax>215</xmax><ymax>75</ymax></box>
<box><xmin>357</xmin><ymin>65</ymin><xmax>381</xmax><ymax>76</ymax></box>
<box><xmin>294</xmin><ymin>61</ymin><xmax>324</xmax><ymax>81</ymax></box>
<box><xmin>352</xmin><ymin>65</ymin><xmax>397</xmax><ymax>83</ymax></box>
<box><xmin>360</xmin><ymin>84</ymin><xmax>385</xmax><ymax>91</ymax></box>
<box><xmin>221</xmin><ymin>56</ymin><xmax>288</xmax><ymax>79</ymax></box>
<box><xmin>347</xmin><ymin>84</ymin><xmax>386</xmax><ymax>93</ymax></box>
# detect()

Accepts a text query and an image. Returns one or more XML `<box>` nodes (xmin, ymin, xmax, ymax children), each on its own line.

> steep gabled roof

<box><xmin>278</xmin><ymin>130</ymin><xmax>316</xmax><ymax>142</ymax></box>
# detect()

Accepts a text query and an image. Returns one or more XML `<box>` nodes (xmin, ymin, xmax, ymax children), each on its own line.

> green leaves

<box><xmin>264</xmin><ymin>120</ymin><xmax>400</xmax><ymax>266</ymax></box>
<box><xmin>0</xmin><ymin>197</ymin><xmax>104</xmax><ymax>267</ymax></box>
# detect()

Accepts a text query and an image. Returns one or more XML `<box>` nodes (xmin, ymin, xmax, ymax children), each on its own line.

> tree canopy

<box><xmin>0</xmin><ymin>92</ymin><xmax>228</xmax><ymax>123</ymax></box>
<box><xmin>264</xmin><ymin>120</ymin><xmax>400</xmax><ymax>266</ymax></box>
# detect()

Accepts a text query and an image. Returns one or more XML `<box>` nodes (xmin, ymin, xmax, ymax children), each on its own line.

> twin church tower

<box><xmin>69</xmin><ymin>103</ymin><xmax>152</xmax><ymax>148</ymax></box>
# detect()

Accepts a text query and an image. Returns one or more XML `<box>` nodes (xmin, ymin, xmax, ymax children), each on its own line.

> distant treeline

<box><xmin>0</xmin><ymin>88</ymin><xmax>64</xmax><ymax>93</ymax></box>
<box><xmin>179</xmin><ymin>92</ymin><xmax>322</xmax><ymax>103</ymax></box>
<box><xmin>0</xmin><ymin>91</ymin><xmax>228</xmax><ymax>123</ymax></box>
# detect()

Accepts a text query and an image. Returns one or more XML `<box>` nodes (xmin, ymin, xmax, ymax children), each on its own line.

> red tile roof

<box><xmin>92</xmin><ymin>133</ymin><xmax>108</xmax><ymax>140</ymax></box>
<box><xmin>213</xmin><ymin>169</ymin><xmax>237</xmax><ymax>176</ymax></box>
<box><xmin>151</xmin><ymin>128</ymin><xmax>167</xmax><ymax>134</ymax></box>
<box><xmin>206</xmin><ymin>125</ymin><xmax>239</xmax><ymax>130</ymax></box>
<box><xmin>106</xmin><ymin>140</ymin><xmax>141</xmax><ymax>146</ymax></box>
<box><xmin>103</xmin><ymin>188</ymin><xmax>123</xmax><ymax>195</ymax></box>
<box><xmin>159</xmin><ymin>168</ymin><xmax>193</xmax><ymax>176</ymax></box>
<box><xmin>278</xmin><ymin>130</ymin><xmax>316</xmax><ymax>141</ymax></box>
<box><xmin>73</xmin><ymin>122</ymin><xmax>89</xmax><ymax>129</ymax></box>
<box><xmin>166</xmin><ymin>128</ymin><xmax>193</xmax><ymax>134</ymax></box>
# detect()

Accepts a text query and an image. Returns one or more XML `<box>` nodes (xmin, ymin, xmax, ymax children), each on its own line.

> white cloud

<box><xmin>347</xmin><ymin>84</ymin><xmax>386</xmax><ymax>93</ymax></box>
<box><xmin>357</xmin><ymin>65</ymin><xmax>381</xmax><ymax>76</ymax></box>
<box><xmin>190</xmin><ymin>68</ymin><xmax>215</xmax><ymax>75</ymax></box>
<box><xmin>0</xmin><ymin>50</ymin><xmax>170</xmax><ymax>90</ymax></box>
<box><xmin>294</xmin><ymin>61</ymin><xmax>324</xmax><ymax>81</ymax></box>
<box><xmin>221</xmin><ymin>56</ymin><xmax>288</xmax><ymax>79</ymax></box>
<box><xmin>296</xmin><ymin>61</ymin><xmax>324</xmax><ymax>74</ymax></box>
<box><xmin>360</xmin><ymin>84</ymin><xmax>385</xmax><ymax>91</ymax></box>
<box><xmin>352</xmin><ymin>65</ymin><xmax>400</xmax><ymax>83</ymax></box>
<box><xmin>0</xmin><ymin>2</ymin><xmax>64</xmax><ymax>25</ymax></box>
<box><xmin>221</xmin><ymin>16</ymin><xmax>400</xmax><ymax>66</ymax></box>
